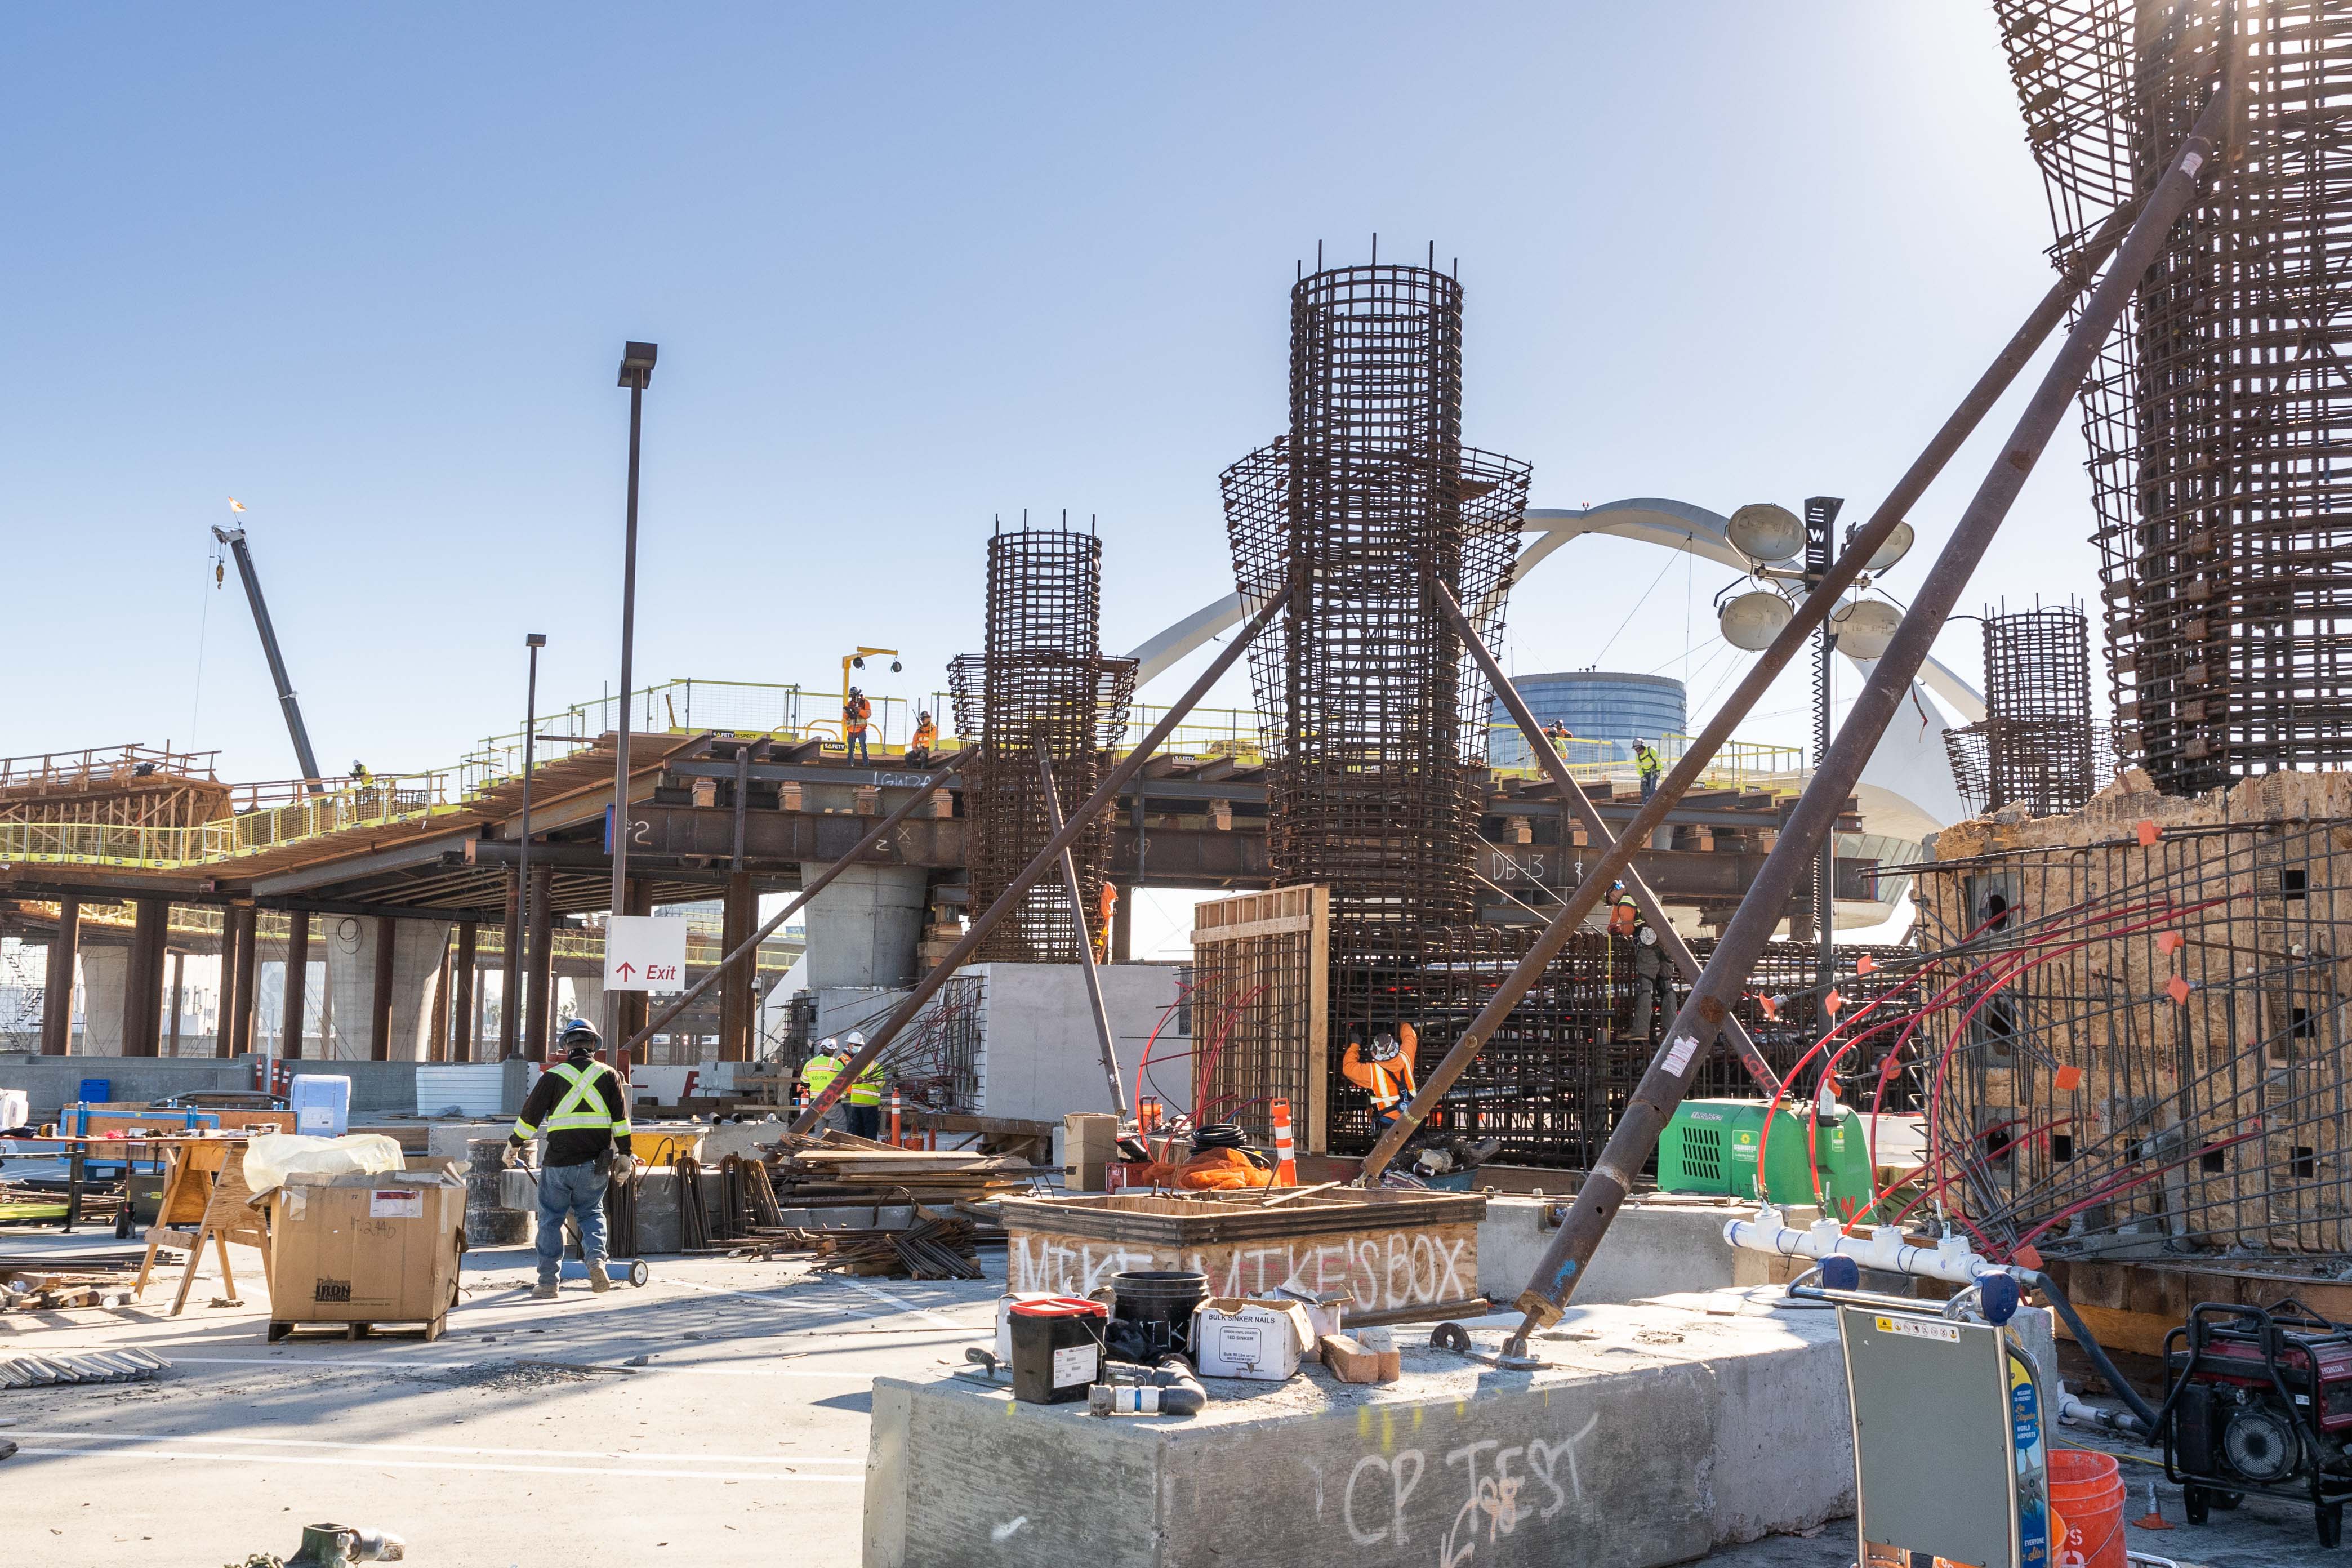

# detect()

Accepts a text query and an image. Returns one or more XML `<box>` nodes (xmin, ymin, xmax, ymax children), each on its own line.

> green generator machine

<box><xmin>1659</xmin><ymin>1098</ymin><xmax>1877</xmax><ymax>1219</ymax></box>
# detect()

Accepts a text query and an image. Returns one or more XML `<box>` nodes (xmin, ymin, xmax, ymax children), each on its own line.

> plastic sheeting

<box><xmin>240</xmin><ymin>1132</ymin><xmax>406</xmax><ymax>1196</ymax></box>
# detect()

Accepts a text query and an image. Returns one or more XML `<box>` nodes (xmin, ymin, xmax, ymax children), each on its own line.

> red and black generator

<box><xmin>2161</xmin><ymin>1298</ymin><xmax>2352</xmax><ymax>1548</ymax></box>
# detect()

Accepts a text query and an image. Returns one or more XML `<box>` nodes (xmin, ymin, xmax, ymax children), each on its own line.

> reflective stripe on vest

<box><xmin>846</xmin><ymin>1061</ymin><xmax>885</xmax><ymax>1106</ymax></box>
<box><xmin>540</xmin><ymin>1060</ymin><xmax>629</xmax><ymax>1137</ymax></box>
<box><xmin>1363</xmin><ymin>1057</ymin><xmax>1409</xmax><ymax>1111</ymax></box>
<box><xmin>804</xmin><ymin>1057</ymin><xmax>841</xmax><ymax>1094</ymax></box>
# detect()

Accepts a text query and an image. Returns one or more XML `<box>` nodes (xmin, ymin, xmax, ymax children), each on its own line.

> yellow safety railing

<box><xmin>1486</xmin><ymin>729</ymin><xmax>1807</xmax><ymax>794</ymax></box>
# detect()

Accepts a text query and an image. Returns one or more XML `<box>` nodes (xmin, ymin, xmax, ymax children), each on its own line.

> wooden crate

<box><xmin>1191</xmin><ymin>885</ymin><xmax>1329</xmax><ymax>1151</ymax></box>
<box><xmin>999</xmin><ymin>1188</ymin><xmax>1482</xmax><ymax>1314</ymax></box>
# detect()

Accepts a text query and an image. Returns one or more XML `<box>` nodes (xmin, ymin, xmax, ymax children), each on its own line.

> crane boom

<box><xmin>211</xmin><ymin>524</ymin><xmax>326</xmax><ymax>795</ymax></box>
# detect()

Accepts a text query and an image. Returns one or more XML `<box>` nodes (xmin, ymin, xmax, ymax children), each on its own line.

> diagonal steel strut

<box><xmin>1504</xmin><ymin>84</ymin><xmax>2233</xmax><ymax>1344</ymax></box>
<box><xmin>789</xmin><ymin>587</ymin><xmax>1291</xmax><ymax>1135</ymax></box>
<box><xmin>1353</xmin><ymin>191</ymin><xmax>2151</xmax><ymax>1187</ymax></box>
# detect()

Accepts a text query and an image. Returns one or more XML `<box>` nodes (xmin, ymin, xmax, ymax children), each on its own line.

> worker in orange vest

<box><xmin>844</xmin><ymin>688</ymin><xmax>873</xmax><ymax>765</ymax></box>
<box><xmin>1096</xmin><ymin>881</ymin><xmax>1118</xmax><ymax>963</ymax></box>
<box><xmin>908</xmin><ymin>709</ymin><xmax>937</xmax><ymax>765</ymax></box>
<box><xmin>1342</xmin><ymin>1023</ymin><xmax>1419</xmax><ymax>1134</ymax></box>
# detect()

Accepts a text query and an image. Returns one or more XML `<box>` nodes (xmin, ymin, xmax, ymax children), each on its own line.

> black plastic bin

<box><xmin>1009</xmin><ymin>1297</ymin><xmax>1108</xmax><ymax>1405</ymax></box>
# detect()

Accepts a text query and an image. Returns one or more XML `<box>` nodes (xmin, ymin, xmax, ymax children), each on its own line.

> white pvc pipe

<box><xmin>1722</xmin><ymin>1205</ymin><xmax>2002</xmax><ymax>1286</ymax></box>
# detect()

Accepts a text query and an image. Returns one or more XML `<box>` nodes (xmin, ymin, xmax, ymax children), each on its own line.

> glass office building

<box><xmin>1486</xmin><ymin>671</ymin><xmax>1687</xmax><ymax>769</ymax></box>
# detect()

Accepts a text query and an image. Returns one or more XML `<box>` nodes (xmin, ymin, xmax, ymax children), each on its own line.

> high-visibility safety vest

<box><xmin>1636</xmin><ymin>748</ymin><xmax>1661</xmax><ymax>779</ymax></box>
<box><xmin>803</xmin><ymin>1054</ymin><xmax>842</xmax><ymax>1096</ymax></box>
<box><xmin>511</xmin><ymin>1059</ymin><xmax>631</xmax><ymax>1141</ymax></box>
<box><xmin>845</xmin><ymin>1058</ymin><xmax>886</xmax><ymax>1107</ymax></box>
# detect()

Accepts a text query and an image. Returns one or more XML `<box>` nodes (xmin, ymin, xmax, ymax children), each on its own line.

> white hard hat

<box><xmin>818</xmin><ymin>1036</ymin><xmax>838</xmax><ymax>1052</ymax></box>
<box><xmin>845</xmin><ymin>1031</ymin><xmax>867</xmax><ymax>1048</ymax></box>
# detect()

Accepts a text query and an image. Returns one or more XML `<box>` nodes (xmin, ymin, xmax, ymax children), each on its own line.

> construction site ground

<box><xmin>0</xmin><ymin>1232</ymin><xmax>2304</xmax><ymax>1568</ymax></box>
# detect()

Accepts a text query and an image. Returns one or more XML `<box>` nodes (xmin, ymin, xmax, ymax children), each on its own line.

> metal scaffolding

<box><xmin>948</xmin><ymin>526</ymin><xmax>1135</xmax><ymax>964</ymax></box>
<box><xmin>1946</xmin><ymin>600</ymin><xmax>2102</xmax><ymax>817</ymax></box>
<box><xmin>1999</xmin><ymin>1</ymin><xmax>2352</xmax><ymax>792</ymax></box>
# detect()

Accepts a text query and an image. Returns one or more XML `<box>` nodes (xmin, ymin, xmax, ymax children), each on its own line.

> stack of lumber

<box><xmin>764</xmin><ymin>1130</ymin><xmax>1046</xmax><ymax>1205</ymax></box>
<box><xmin>803</xmin><ymin>1205</ymin><xmax>984</xmax><ymax>1281</ymax></box>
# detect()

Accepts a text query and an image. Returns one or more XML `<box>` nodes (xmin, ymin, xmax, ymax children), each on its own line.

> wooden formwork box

<box><xmin>997</xmin><ymin>1189</ymin><xmax>1485</xmax><ymax>1312</ymax></box>
<box><xmin>1919</xmin><ymin>772</ymin><xmax>2352</xmax><ymax>1256</ymax></box>
<box><xmin>1191</xmin><ymin>885</ymin><xmax>1329</xmax><ymax>1151</ymax></box>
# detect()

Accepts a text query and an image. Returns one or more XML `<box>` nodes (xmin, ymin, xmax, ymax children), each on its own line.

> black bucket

<box><xmin>1110</xmin><ymin>1270</ymin><xmax>1209</xmax><ymax>1361</ymax></box>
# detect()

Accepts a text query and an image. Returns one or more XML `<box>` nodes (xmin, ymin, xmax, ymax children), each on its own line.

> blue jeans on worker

<box><xmin>536</xmin><ymin>1160</ymin><xmax>608</xmax><ymax>1286</ymax></box>
<box><xmin>847</xmin><ymin>731</ymin><xmax>870</xmax><ymax>764</ymax></box>
<box><xmin>847</xmin><ymin>1103</ymin><xmax>882</xmax><ymax>1140</ymax></box>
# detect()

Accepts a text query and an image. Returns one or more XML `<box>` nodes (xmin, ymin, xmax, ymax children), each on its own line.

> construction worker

<box><xmin>1096</xmin><ymin>881</ymin><xmax>1118</xmax><ymax>964</ymax></box>
<box><xmin>799</xmin><ymin>1037</ymin><xmax>848</xmax><ymax>1129</ymax></box>
<box><xmin>908</xmin><ymin>710</ymin><xmax>937</xmax><ymax>765</ymax></box>
<box><xmin>350</xmin><ymin>760</ymin><xmax>372</xmax><ymax>783</ymax></box>
<box><xmin>844</xmin><ymin>687</ymin><xmax>873</xmax><ymax>765</ymax></box>
<box><xmin>1544</xmin><ymin>720</ymin><xmax>1573</xmax><ymax>758</ymax></box>
<box><xmin>1633</xmin><ymin>740</ymin><xmax>1662</xmax><ymax>801</ymax></box>
<box><xmin>841</xmin><ymin>1030</ymin><xmax>887</xmax><ymax>1140</ymax></box>
<box><xmin>1341</xmin><ymin>1023</ymin><xmax>1419</xmax><ymax>1134</ymax></box>
<box><xmin>1610</xmin><ymin>880</ymin><xmax>1675</xmax><ymax>1045</ymax></box>
<box><xmin>505</xmin><ymin>1018</ymin><xmax>634</xmax><ymax>1299</ymax></box>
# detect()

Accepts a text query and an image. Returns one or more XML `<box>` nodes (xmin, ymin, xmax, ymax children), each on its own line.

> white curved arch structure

<box><xmin>1122</xmin><ymin>498</ymin><xmax>1981</xmax><ymax>843</ymax></box>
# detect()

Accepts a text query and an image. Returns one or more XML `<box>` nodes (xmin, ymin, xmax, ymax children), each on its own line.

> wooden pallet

<box><xmin>267</xmin><ymin>1315</ymin><xmax>446</xmax><ymax>1344</ymax></box>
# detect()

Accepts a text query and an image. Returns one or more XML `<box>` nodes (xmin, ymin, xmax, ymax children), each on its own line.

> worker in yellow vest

<box><xmin>841</xmin><ymin>1030</ymin><xmax>887</xmax><ymax>1140</ymax></box>
<box><xmin>506</xmin><ymin>1019</ymin><xmax>634</xmax><ymax>1300</ymax></box>
<box><xmin>800</xmin><ymin>1039</ymin><xmax>844</xmax><ymax>1122</ymax></box>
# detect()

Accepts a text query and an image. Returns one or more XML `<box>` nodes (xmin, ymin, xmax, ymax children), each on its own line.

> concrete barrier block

<box><xmin>864</xmin><ymin>1287</ymin><xmax>1851</xmax><ymax>1568</ymax></box>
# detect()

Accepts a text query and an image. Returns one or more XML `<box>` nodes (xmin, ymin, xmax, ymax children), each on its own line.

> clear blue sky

<box><xmin>8</xmin><ymin>5</ymin><xmax>2094</xmax><ymax>782</ymax></box>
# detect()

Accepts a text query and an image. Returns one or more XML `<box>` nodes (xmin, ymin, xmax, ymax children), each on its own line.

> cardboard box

<box><xmin>266</xmin><ymin>1169</ymin><xmax>465</xmax><ymax>1327</ymax></box>
<box><xmin>1190</xmin><ymin>1297</ymin><xmax>1313</xmax><ymax>1381</ymax></box>
<box><xmin>1063</xmin><ymin>1113</ymin><xmax>1119</xmax><ymax>1193</ymax></box>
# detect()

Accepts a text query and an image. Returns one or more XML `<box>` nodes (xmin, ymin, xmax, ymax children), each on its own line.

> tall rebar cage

<box><xmin>948</xmin><ymin>527</ymin><xmax>1136</xmax><ymax>964</ymax></box>
<box><xmin>1222</xmin><ymin>264</ymin><xmax>1530</xmax><ymax>960</ymax></box>
<box><xmin>1998</xmin><ymin>1</ymin><xmax>2352</xmax><ymax>792</ymax></box>
<box><xmin>1946</xmin><ymin>602</ymin><xmax>2102</xmax><ymax>817</ymax></box>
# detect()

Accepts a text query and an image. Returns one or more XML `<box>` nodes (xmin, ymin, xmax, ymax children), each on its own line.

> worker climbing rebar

<box><xmin>1342</xmin><ymin>1024</ymin><xmax>1419</xmax><ymax>1135</ymax></box>
<box><xmin>1610</xmin><ymin>879</ymin><xmax>1674</xmax><ymax>1046</ymax></box>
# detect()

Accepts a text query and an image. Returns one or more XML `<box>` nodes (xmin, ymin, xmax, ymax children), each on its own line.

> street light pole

<box><xmin>1803</xmin><ymin>497</ymin><xmax>1843</xmax><ymax>1021</ymax></box>
<box><xmin>518</xmin><ymin>632</ymin><xmax>546</xmax><ymax>1058</ymax></box>
<box><xmin>610</xmin><ymin>342</ymin><xmax>657</xmax><ymax>1068</ymax></box>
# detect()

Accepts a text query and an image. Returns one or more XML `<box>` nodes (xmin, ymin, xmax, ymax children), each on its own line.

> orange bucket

<box><xmin>2047</xmin><ymin>1449</ymin><xmax>2126</xmax><ymax>1568</ymax></box>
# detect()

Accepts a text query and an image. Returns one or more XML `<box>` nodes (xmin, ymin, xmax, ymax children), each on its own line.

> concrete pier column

<box><xmin>167</xmin><ymin>951</ymin><xmax>186</xmax><ymax>1054</ymax></box>
<box><xmin>1112</xmin><ymin>883</ymin><xmax>1133</xmax><ymax>963</ymax></box>
<box><xmin>123</xmin><ymin>898</ymin><xmax>169</xmax><ymax>1057</ymax></box>
<box><xmin>499</xmin><ymin>869</ymin><xmax>522</xmax><ymax>1058</ymax></box>
<box><xmin>80</xmin><ymin>946</ymin><xmax>127</xmax><ymax>1055</ymax></box>
<box><xmin>720</xmin><ymin>870</ymin><xmax>755</xmax><ymax>1061</ymax></box>
<box><xmin>571</xmin><ymin>977</ymin><xmax>605</xmax><ymax>1036</ymax></box>
<box><xmin>281</xmin><ymin>912</ymin><xmax>310</xmax><ymax>1058</ymax></box>
<box><xmin>451</xmin><ymin>920</ymin><xmax>478</xmax><ymax>1062</ymax></box>
<box><xmin>41</xmin><ymin>897</ymin><xmax>79</xmax><ymax>1055</ymax></box>
<box><xmin>324</xmin><ymin>915</ymin><xmax>380</xmax><ymax>1059</ymax></box>
<box><xmin>525</xmin><ymin>864</ymin><xmax>554</xmax><ymax>1057</ymax></box>
<box><xmin>387</xmin><ymin>921</ymin><xmax>453</xmax><ymax>1061</ymax></box>
<box><xmin>225</xmin><ymin>907</ymin><xmax>256</xmax><ymax>1053</ymax></box>
<box><xmin>800</xmin><ymin>862</ymin><xmax>926</xmax><ymax>990</ymax></box>
<box><xmin>369</xmin><ymin>916</ymin><xmax>397</xmax><ymax>1061</ymax></box>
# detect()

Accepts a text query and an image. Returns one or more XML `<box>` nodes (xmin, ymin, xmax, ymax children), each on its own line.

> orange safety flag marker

<box><xmin>1856</xmin><ymin>953</ymin><xmax>1877</xmax><ymax>975</ymax></box>
<box><xmin>2137</xmin><ymin>819</ymin><xmax>2161</xmax><ymax>847</ymax></box>
<box><xmin>2157</xmin><ymin>930</ymin><xmax>2185</xmax><ymax>955</ymax></box>
<box><xmin>2166</xmin><ymin>975</ymin><xmax>2193</xmax><ymax>1005</ymax></box>
<box><xmin>1759</xmin><ymin>994</ymin><xmax>1780</xmax><ymax>1021</ymax></box>
<box><xmin>2055</xmin><ymin>1065</ymin><xmax>2085</xmax><ymax>1093</ymax></box>
<box><xmin>1824</xmin><ymin>988</ymin><xmax>1844</xmax><ymax>1018</ymax></box>
<box><xmin>1270</xmin><ymin>1098</ymin><xmax>1299</xmax><ymax>1187</ymax></box>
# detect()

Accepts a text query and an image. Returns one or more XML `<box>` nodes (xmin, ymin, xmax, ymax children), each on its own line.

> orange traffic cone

<box><xmin>1270</xmin><ymin>1099</ymin><xmax>1299</xmax><ymax>1187</ymax></box>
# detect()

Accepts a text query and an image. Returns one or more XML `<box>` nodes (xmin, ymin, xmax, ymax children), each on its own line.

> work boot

<box><xmin>531</xmin><ymin>1282</ymin><xmax>559</xmax><ymax>1300</ymax></box>
<box><xmin>588</xmin><ymin>1263</ymin><xmax>612</xmax><ymax>1294</ymax></box>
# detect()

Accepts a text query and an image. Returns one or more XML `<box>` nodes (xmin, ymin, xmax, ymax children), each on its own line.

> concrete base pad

<box><xmin>865</xmin><ymin>1286</ymin><xmax>1852</xmax><ymax>1568</ymax></box>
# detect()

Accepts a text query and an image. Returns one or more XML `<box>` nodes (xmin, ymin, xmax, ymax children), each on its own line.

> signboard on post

<box><xmin>604</xmin><ymin>915</ymin><xmax>686</xmax><ymax>992</ymax></box>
